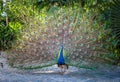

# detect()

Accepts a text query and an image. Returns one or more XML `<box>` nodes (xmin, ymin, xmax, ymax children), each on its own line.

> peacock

<box><xmin>57</xmin><ymin>44</ymin><xmax>68</xmax><ymax>72</ymax></box>
<box><xmin>7</xmin><ymin>7</ymin><xmax>111</xmax><ymax>70</ymax></box>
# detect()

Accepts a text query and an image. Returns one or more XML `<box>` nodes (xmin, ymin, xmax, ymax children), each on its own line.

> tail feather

<box><xmin>8</xmin><ymin>7</ymin><xmax>111</xmax><ymax>69</ymax></box>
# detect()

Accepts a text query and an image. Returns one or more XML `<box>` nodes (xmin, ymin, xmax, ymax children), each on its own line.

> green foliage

<box><xmin>0</xmin><ymin>1</ymin><xmax>3</xmax><ymax>13</ymax></box>
<box><xmin>0</xmin><ymin>1</ymin><xmax>24</xmax><ymax>50</ymax></box>
<box><xmin>109</xmin><ymin>0</ymin><xmax>120</xmax><ymax>62</ymax></box>
<box><xmin>0</xmin><ymin>22</ymin><xmax>20</xmax><ymax>50</ymax></box>
<box><xmin>35</xmin><ymin>0</ymin><xmax>85</xmax><ymax>11</ymax></box>
<box><xmin>111</xmin><ymin>0</ymin><xmax>120</xmax><ymax>45</ymax></box>
<box><xmin>9</xmin><ymin>22</ymin><xmax>22</xmax><ymax>32</ymax></box>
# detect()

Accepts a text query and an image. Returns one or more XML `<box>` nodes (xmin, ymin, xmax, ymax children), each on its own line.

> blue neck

<box><xmin>57</xmin><ymin>45</ymin><xmax>65</xmax><ymax>65</ymax></box>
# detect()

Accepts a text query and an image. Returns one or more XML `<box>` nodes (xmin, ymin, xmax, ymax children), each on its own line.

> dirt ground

<box><xmin>0</xmin><ymin>51</ymin><xmax>120</xmax><ymax>82</ymax></box>
<box><xmin>0</xmin><ymin>64</ymin><xmax>120</xmax><ymax>82</ymax></box>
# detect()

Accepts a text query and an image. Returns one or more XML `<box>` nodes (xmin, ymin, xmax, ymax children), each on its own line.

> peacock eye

<box><xmin>80</xmin><ymin>55</ymin><xmax>83</xmax><ymax>58</ymax></box>
<box><xmin>50</xmin><ymin>16</ymin><xmax>53</xmax><ymax>19</ymax></box>
<box><xmin>64</xmin><ymin>19</ymin><xmax>68</xmax><ymax>23</ymax></box>
<box><xmin>70</xmin><ymin>22</ymin><xmax>74</xmax><ymax>27</ymax></box>
<box><xmin>90</xmin><ymin>30</ymin><xmax>94</xmax><ymax>33</ymax></box>
<box><xmin>54</xmin><ymin>28</ymin><xmax>57</xmax><ymax>31</ymax></box>
<box><xmin>85</xmin><ymin>21</ymin><xmax>88</xmax><ymax>24</ymax></box>
<box><xmin>40</xmin><ymin>47</ymin><xmax>43</xmax><ymax>50</ymax></box>
<box><xmin>86</xmin><ymin>44</ymin><xmax>90</xmax><ymax>48</ymax></box>
<box><xmin>76</xmin><ymin>29</ymin><xmax>79</xmax><ymax>33</ymax></box>
<box><xmin>93</xmin><ymin>38</ymin><xmax>97</xmax><ymax>41</ymax></box>
<box><xmin>60</xmin><ymin>16</ymin><xmax>63</xmax><ymax>20</ymax></box>
<box><xmin>100</xmin><ymin>44</ymin><xmax>103</xmax><ymax>48</ymax></box>
<box><xmin>70</xmin><ymin>16</ymin><xmax>73</xmax><ymax>20</ymax></box>
<box><xmin>93</xmin><ymin>21</ymin><xmax>97</xmax><ymax>25</ymax></box>
<box><xmin>63</xmin><ymin>26</ymin><xmax>67</xmax><ymax>30</ymax></box>
<box><xmin>45</xmin><ymin>16</ymin><xmax>48</xmax><ymax>20</ymax></box>
<box><xmin>39</xmin><ymin>30</ymin><xmax>42</xmax><ymax>32</ymax></box>
<box><xmin>74</xmin><ymin>44</ymin><xmax>77</xmax><ymax>47</ymax></box>
<box><xmin>63</xmin><ymin>13</ymin><xmax>66</xmax><ymax>17</ymax></box>
<box><xmin>84</xmin><ymin>51</ymin><xmax>87</xmax><ymax>54</ymax></box>
<box><xmin>92</xmin><ymin>46</ymin><xmax>96</xmax><ymax>50</ymax></box>
<box><xmin>60</xmin><ymin>9</ymin><xmax>64</xmax><ymax>13</ymax></box>
<box><xmin>76</xmin><ymin>53</ymin><xmax>79</xmax><ymax>56</ymax></box>
<box><xmin>45</xmin><ymin>22</ymin><xmax>48</xmax><ymax>25</ymax></box>
<box><xmin>80</xmin><ymin>44</ymin><xmax>83</xmax><ymax>47</ymax></box>
<box><xmin>77</xmin><ymin>21</ymin><xmax>80</xmax><ymax>25</ymax></box>
<box><xmin>52</xmin><ymin>45</ymin><xmax>54</xmax><ymax>49</ymax></box>
<box><xmin>74</xmin><ymin>37</ymin><xmax>77</xmax><ymax>40</ymax></box>
<box><xmin>55</xmin><ymin>34</ymin><xmax>58</xmax><ymax>37</ymax></box>
<box><xmin>80</xmin><ymin>36</ymin><xmax>83</xmax><ymax>39</ymax></box>
<box><xmin>88</xmin><ymin>54</ymin><xmax>92</xmax><ymax>57</ymax></box>
<box><xmin>69</xmin><ymin>31</ymin><xmax>72</xmax><ymax>34</ymax></box>
<box><xmin>58</xmin><ymin>23</ymin><xmax>61</xmax><ymax>27</ymax></box>
<box><xmin>86</xmin><ymin>36</ymin><xmax>89</xmax><ymax>40</ymax></box>
<box><xmin>58</xmin><ymin>30</ymin><xmax>62</xmax><ymax>33</ymax></box>
<box><xmin>79</xmin><ymin>49</ymin><xmax>82</xmax><ymax>51</ymax></box>
<box><xmin>105</xmin><ymin>45</ymin><xmax>109</xmax><ymax>49</ymax></box>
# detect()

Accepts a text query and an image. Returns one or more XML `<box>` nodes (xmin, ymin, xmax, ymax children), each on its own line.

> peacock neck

<box><xmin>57</xmin><ymin>44</ymin><xmax>65</xmax><ymax>65</ymax></box>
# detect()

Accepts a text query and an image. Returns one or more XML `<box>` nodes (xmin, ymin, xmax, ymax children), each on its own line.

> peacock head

<box><xmin>61</xmin><ymin>44</ymin><xmax>64</xmax><ymax>50</ymax></box>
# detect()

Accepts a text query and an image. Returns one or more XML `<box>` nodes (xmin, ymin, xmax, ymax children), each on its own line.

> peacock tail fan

<box><xmin>7</xmin><ymin>7</ymin><xmax>111</xmax><ymax>69</ymax></box>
